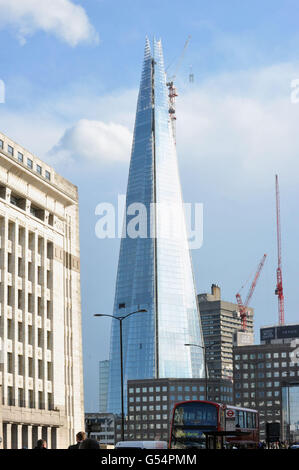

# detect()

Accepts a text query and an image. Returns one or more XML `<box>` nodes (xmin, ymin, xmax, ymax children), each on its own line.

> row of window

<box><xmin>129</xmin><ymin>395</ymin><xmax>168</xmax><ymax>403</ymax></box>
<box><xmin>129</xmin><ymin>404</ymin><xmax>168</xmax><ymax>413</ymax></box>
<box><xmin>128</xmin><ymin>424</ymin><xmax>168</xmax><ymax>430</ymax></box>
<box><xmin>129</xmin><ymin>384</ymin><xmax>232</xmax><ymax>394</ymax></box>
<box><xmin>235</xmin><ymin>352</ymin><xmax>288</xmax><ymax>360</ymax></box>
<box><xmin>0</xmin><ymin>140</ymin><xmax>51</xmax><ymax>181</ymax></box>
<box><xmin>129</xmin><ymin>414</ymin><xmax>168</xmax><ymax>421</ymax></box>
<box><xmin>6</xmin><ymin>353</ymin><xmax>53</xmax><ymax>379</ymax></box>
<box><xmin>235</xmin><ymin>361</ymin><xmax>294</xmax><ymax>370</ymax></box>
<box><xmin>236</xmin><ymin>391</ymin><xmax>280</xmax><ymax>399</ymax></box>
<box><xmin>236</xmin><ymin>381</ymin><xmax>282</xmax><ymax>389</ymax></box>
<box><xmin>235</xmin><ymin>401</ymin><xmax>281</xmax><ymax>408</ymax></box>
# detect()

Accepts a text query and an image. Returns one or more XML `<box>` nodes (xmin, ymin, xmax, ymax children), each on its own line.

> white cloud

<box><xmin>0</xmin><ymin>0</ymin><xmax>99</xmax><ymax>46</ymax></box>
<box><xmin>49</xmin><ymin>119</ymin><xmax>132</xmax><ymax>167</ymax></box>
<box><xmin>176</xmin><ymin>62</ymin><xmax>299</xmax><ymax>191</ymax></box>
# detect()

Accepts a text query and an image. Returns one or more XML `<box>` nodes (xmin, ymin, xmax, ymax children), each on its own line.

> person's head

<box><xmin>79</xmin><ymin>438</ymin><xmax>100</xmax><ymax>449</ymax></box>
<box><xmin>36</xmin><ymin>439</ymin><xmax>47</xmax><ymax>448</ymax></box>
<box><xmin>76</xmin><ymin>431</ymin><xmax>87</xmax><ymax>443</ymax></box>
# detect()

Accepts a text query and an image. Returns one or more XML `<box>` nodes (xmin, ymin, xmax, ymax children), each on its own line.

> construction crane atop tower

<box><xmin>275</xmin><ymin>174</ymin><xmax>285</xmax><ymax>325</ymax></box>
<box><xmin>166</xmin><ymin>35</ymin><xmax>191</xmax><ymax>144</ymax></box>
<box><xmin>236</xmin><ymin>254</ymin><xmax>267</xmax><ymax>331</ymax></box>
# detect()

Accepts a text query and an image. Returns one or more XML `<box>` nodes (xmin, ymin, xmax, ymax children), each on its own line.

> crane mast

<box><xmin>166</xmin><ymin>36</ymin><xmax>191</xmax><ymax>144</ymax></box>
<box><xmin>275</xmin><ymin>175</ymin><xmax>285</xmax><ymax>325</ymax></box>
<box><xmin>236</xmin><ymin>254</ymin><xmax>267</xmax><ymax>331</ymax></box>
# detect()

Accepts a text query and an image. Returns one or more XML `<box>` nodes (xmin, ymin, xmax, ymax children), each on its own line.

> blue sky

<box><xmin>0</xmin><ymin>0</ymin><xmax>299</xmax><ymax>411</ymax></box>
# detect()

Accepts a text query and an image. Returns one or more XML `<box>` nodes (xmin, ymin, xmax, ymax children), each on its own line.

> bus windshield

<box><xmin>174</xmin><ymin>402</ymin><xmax>218</xmax><ymax>427</ymax></box>
<box><xmin>171</xmin><ymin>402</ymin><xmax>219</xmax><ymax>449</ymax></box>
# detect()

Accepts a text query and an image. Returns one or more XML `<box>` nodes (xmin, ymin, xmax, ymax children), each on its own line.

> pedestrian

<box><xmin>68</xmin><ymin>431</ymin><xmax>87</xmax><ymax>449</ymax></box>
<box><xmin>35</xmin><ymin>439</ymin><xmax>47</xmax><ymax>449</ymax></box>
<box><xmin>79</xmin><ymin>438</ymin><xmax>100</xmax><ymax>449</ymax></box>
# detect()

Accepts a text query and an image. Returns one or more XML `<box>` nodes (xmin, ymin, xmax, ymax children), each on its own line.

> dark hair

<box><xmin>35</xmin><ymin>439</ymin><xmax>47</xmax><ymax>448</ymax></box>
<box><xmin>76</xmin><ymin>431</ymin><xmax>87</xmax><ymax>441</ymax></box>
<box><xmin>79</xmin><ymin>438</ymin><xmax>100</xmax><ymax>449</ymax></box>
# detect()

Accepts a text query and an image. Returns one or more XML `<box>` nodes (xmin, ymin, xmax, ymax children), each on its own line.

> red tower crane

<box><xmin>275</xmin><ymin>174</ymin><xmax>285</xmax><ymax>325</ymax></box>
<box><xmin>236</xmin><ymin>254</ymin><xmax>267</xmax><ymax>331</ymax></box>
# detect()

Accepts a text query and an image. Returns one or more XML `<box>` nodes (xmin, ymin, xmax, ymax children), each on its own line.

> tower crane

<box><xmin>236</xmin><ymin>254</ymin><xmax>267</xmax><ymax>331</ymax></box>
<box><xmin>166</xmin><ymin>36</ymin><xmax>191</xmax><ymax>144</ymax></box>
<box><xmin>275</xmin><ymin>174</ymin><xmax>285</xmax><ymax>325</ymax></box>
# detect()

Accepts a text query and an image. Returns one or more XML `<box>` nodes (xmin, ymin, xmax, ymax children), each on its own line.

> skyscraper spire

<box><xmin>107</xmin><ymin>38</ymin><xmax>204</xmax><ymax>414</ymax></box>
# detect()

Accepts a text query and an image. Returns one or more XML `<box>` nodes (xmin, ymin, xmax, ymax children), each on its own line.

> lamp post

<box><xmin>185</xmin><ymin>343</ymin><xmax>213</xmax><ymax>401</ymax></box>
<box><xmin>94</xmin><ymin>308</ymin><xmax>147</xmax><ymax>441</ymax></box>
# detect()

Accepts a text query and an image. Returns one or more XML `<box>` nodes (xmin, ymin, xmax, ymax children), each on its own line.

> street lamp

<box><xmin>184</xmin><ymin>343</ymin><xmax>214</xmax><ymax>401</ymax></box>
<box><xmin>94</xmin><ymin>308</ymin><xmax>147</xmax><ymax>441</ymax></box>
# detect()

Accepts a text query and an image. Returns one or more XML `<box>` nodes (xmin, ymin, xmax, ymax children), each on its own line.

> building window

<box><xmin>18</xmin><ymin>152</ymin><xmax>23</xmax><ymax>162</ymax></box>
<box><xmin>45</xmin><ymin>170</ymin><xmax>51</xmax><ymax>180</ymax></box>
<box><xmin>7</xmin><ymin>145</ymin><xmax>14</xmax><ymax>156</ymax></box>
<box><xmin>27</xmin><ymin>158</ymin><xmax>33</xmax><ymax>169</ymax></box>
<box><xmin>36</xmin><ymin>164</ymin><xmax>42</xmax><ymax>175</ymax></box>
<box><xmin>0</xmin><ymin>139</ymin><xmax>3</xmax><ymax>149</ymax></box>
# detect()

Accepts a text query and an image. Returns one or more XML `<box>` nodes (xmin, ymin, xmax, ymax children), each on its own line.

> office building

<box><xmin>233</xmin><ymin>324</ymin><xmax>299</xmax><ymax>441</ymax></box>
<box><xmin>107</xmin><ymin>38</ymin><xmax>204</xmax><ymax>414</ymax></box>
<box><xmin>198</xmin><ymin>284</ymin><xmax>254</xmax><ymax>380</ymax></box>
<box><xmin>99</xmin><ymin>360</ymin><xmax>109</xmax><ymax>413</ymax></box>
<box><xmin>281</xmin><ymin>382</ymin><xmax>299</xmax><ymax>443</ymax></box>
<box><xmin>125</xmin><ymin>377</ymin><xmax>233</xmax><ymax>443</ymax></box>
<box><xmin>0</xmin><ymin>131</ymin><xmax>84</xmax><ymax>448</ymax></box>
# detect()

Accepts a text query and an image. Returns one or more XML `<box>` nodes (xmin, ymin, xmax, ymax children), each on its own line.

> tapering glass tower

<box><xmin>107</xmin><ymin>38</ymin><xmax>204</xmax><ymax>414</ymax></box>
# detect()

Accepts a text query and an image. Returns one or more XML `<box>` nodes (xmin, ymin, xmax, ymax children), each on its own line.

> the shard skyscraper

<box><xmin>107</xmin><ymin>38</ymin><xmax>204</xmax><ymax>414</ymax></box>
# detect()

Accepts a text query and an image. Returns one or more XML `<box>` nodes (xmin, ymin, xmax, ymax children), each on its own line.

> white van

<box><xmin>115</xmin><ymin>440</ymin><xmax>168</xmax><ymax>449</ymax></box>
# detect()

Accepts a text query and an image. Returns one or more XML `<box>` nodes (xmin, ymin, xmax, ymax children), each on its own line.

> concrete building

<box><xmin>125</xmin><ymin>377</ymin><xmax>233</xmax><ymax>443</ymax></box>
<box><xmin>233</xmin><ymin>324</ymin><xmax>299</xmax><ymax>441</ymax></box>
<box><xmin>0</xmin><ymin>131</ymin><xmax>84</xmax><ymax>448</ymax></box>
<box><xmin>198</xmin><ymin>284</ymin><xmax>254</xmax><ymax>380</ymax></box>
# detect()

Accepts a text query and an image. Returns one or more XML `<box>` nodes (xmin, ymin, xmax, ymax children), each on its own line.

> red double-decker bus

<box><xmin>169</xmin><ymin>400</ymin><xmax>259</xmax><ymax>449</ymax></box>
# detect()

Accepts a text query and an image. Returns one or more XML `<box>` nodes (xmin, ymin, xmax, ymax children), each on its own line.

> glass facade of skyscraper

<box><xmin>282</xmin><ymin>382</ymin><xmax>299</xmax><ymax>443</ymax></box>
<box><xmin>107</xmin><ymin>38</ymin><xmax>204</xmax><ymax>414</ymax></box>
<box><xmin>99</xmin><ymin>360</ymin><xmax>109</xmax><ymax>413</ymax></box>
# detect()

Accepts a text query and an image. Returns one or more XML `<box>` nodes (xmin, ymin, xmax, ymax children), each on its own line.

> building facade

<box><xmin>0</xmin><ymin>132</ymin><xmax>84</xmax><ymax>448</ymax></box>
<box><xmin>233</xmin><ymin>325</ymin><xmax>299</xmax><ymax>441</ymax></box>
<box><xmin>125</xmin><ymin>378</ymin><xmax>233</xmax><ymax>443</ymax></box>
<box><xmin>281</xmin><ymin>382</ymin><xmax>299</xmax><ymax>443</ymax></box>
<box><xmin>99</xmin><ymin>360</ymin><xmax>109</xmax><ymax>413</ymax></box>
<box><xmin>85</xmin><ymin>412</ymin><xmax>116</xmax><ymax>447</ymax></box>
<box><xmin>198</xmin><ymin>284</ymin><xmax>254</xmax><ymax>380</ymax></box>
<box><xmin>107</xmin><ymin>38</ymin><xmax>204</xmax><ymax>414</ymax></box>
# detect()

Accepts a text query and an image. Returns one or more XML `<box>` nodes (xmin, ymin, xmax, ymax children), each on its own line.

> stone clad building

<box><xmin>0</xmin><ymin>131</ymin><xmax>84</xmax><ymax>448</ymax></box>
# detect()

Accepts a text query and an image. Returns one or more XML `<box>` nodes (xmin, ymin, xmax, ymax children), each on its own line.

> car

<box><xmin>290</xmin><ymin>443</ymin><xmax>299</xmax><ymax>449</ymax></box>
<box><xmin>115</xmin><ymin>440</ymin><xmax>168</xmax><ymax>449</ymax></box>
